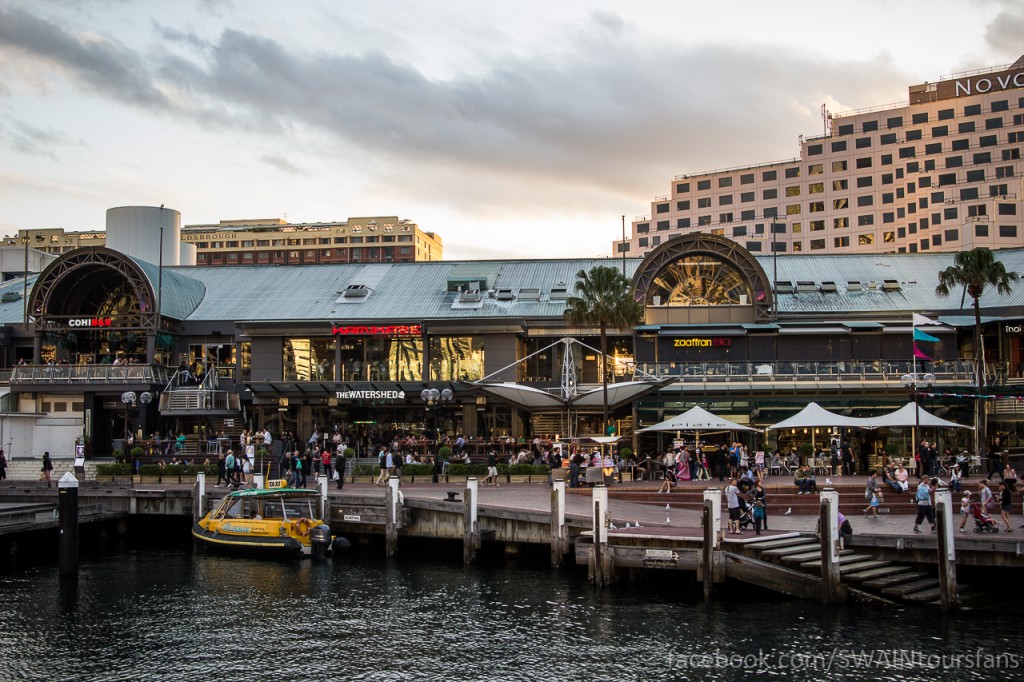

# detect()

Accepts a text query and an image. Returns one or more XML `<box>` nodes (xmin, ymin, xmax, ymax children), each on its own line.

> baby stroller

<box><xmin>971</xmin><ymin>502</ymin><xmax>1000</xmax><ymax>533</ymax></box>
<box><xmin>737</xmin><ymin>493</ymin><xmax>761</xmax><ymax>530</ymax></box>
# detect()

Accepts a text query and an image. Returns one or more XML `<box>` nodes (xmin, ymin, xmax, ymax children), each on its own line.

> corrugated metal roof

<box><xmin>130</xmin><ymin>258</ymin><xmax>206</xmax><ymax>320</ymax></box>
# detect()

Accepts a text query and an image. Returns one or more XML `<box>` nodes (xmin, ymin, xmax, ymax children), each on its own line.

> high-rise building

<box><xmin>2</xmin><ymin>215</ymin><xmax>443</xmax><ymax>264</ymax></box>
<box><xmin>617</xmin><ymin>56</ymin><xmax>1024</xmax><ymax>257</ymax></box>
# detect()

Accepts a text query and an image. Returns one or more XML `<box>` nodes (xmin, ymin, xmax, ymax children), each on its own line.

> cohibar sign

<box><xmin>68</xmin><ymin>317</ymin><xmax>113</xmax><ymax>328</ymax></box>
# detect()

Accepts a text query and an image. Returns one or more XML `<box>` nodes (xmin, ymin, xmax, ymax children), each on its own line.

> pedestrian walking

<box><xmin>334</xmin><ymin>450</ymin><xmax>346</xmax><ymax>490</ymax></box>
<box><xmin>0</xmin><ymin>448</ymin><xmax>7</xmax><ymax>481</ymax></box>
<box><xmin>41</xmin><ymin>451</ymin><xmax>53</xmax><ymax>488</ymax></box>
<box><xmin>863</xmin><ymin>470</ymin><xmax>880</xmax><ymax>519</ymax></box>
<box><xmin>912</xmin><ymin>478</ymin><xmax>937</xmax><ymax>533</ymax></box>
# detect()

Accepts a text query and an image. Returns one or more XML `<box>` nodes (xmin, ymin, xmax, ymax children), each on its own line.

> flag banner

<box><xmin>913</xmin><ymin>328</ymin><xmax>940</xmax><ymax>343</ymax></box>
<box><xmin>913</xmin><ymin>344</ymin><xmax>932</xmax><ymax>361</ymax></box>
<box><xmin>912</xmin><ymin>313</ymin><xmax>938</xmax><ymax>327</ymax></box>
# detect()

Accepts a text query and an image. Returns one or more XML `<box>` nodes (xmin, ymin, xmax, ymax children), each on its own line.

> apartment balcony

<box><xmin>9</xmin><ymin>364</ymin><xmax>171</xmax><ymax>389</ymax></box>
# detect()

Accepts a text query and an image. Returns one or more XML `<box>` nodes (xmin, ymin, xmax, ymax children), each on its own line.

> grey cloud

<box><xmin>260</xmin><ymin>154</ymin><xmax>307</xmax><ymax>176</ymax></box>
<box><xmin>0</xmin><ymin>118</ymin><xmax>84</xmax><ymax>159</ymax></box>
<box><xmin>984</xmin><ymin>4</ymin><xmax>1024</xmax><ymax>59</ymax></box>
<box><xmin>0</xmin><ymin>5</ymin><xmax>168</xmax><ymax>108</ymax></box>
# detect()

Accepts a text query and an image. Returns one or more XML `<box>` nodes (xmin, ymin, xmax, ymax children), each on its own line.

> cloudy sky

<box><xmin>1</xmin><ymin>1</ymin><xmax>1022</xmax><ymax>259</ymax></box>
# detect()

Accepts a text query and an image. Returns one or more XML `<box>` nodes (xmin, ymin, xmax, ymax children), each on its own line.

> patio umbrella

<box><xmin>637</xmin><ymin>405</ymin><xmax>758</xmax><ymax>442</ymax></box>
<box><xmin>866</xmin><ymin>402</ymin><xmax>973</xmax><ymax>429</ymax></box>
<box><xmin>765</xmin><ymin>402</ymin><xmax>873</xmax><ymax>431</ymax></box>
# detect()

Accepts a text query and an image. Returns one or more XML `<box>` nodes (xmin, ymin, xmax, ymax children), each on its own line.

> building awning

<box><xmin>741</xmin><ymin>323</ymin><xmax>781</xmax><ymax>332</ymax></box>
<box><xmin>778</xmin><ymin>326</ymin><xmax>850</xmax><ymax>335</ymax></box>
<box><xmin>570</xmin><ymin>380</ymin><xmax>671</xmax><ymax>409</ymax></box>
<box><xmin>937</xmin><ymin>315</ymin><xmax>1009</xmax><ymax>328</ymax></box>
<box><xmin>841</xmin><ymin>321</ymin><xmax>884</xmax><ymax>330</ymax></box>
<box><xmin>465</xmin><ymin>382</ymin><xmax>565</xmax><ymax>410</ymax></box>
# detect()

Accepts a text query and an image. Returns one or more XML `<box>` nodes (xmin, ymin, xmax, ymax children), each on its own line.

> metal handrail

<box><xmin>10</xmin><ymin>364</ymin><xmax>170</xmax><ymax>384</ymax></box>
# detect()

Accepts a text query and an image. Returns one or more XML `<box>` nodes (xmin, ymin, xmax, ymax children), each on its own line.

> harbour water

<box><xmin>0</xmin><ymin>533</ymin><xmax>1017</xmax><ymax>681</ymax></box>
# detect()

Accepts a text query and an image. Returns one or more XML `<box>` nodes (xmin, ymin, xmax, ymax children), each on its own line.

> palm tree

<box><xmin>564</xmin><ymin>265</ymin><xmax>644</xmax><ymax>437</ymax></box>
<box><xmin>936</xmin><ymin>247</ymin><xmax>1019</xmax><ymax>454</ymax></box>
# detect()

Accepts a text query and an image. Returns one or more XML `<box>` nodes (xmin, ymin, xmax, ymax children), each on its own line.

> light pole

<box><xmin>422</xmin><ymin>387</ymin><xmax>454</xmax><ymax>482</ymax></box>
<box><xmin>121</xmin><ymin>390</ymin><xmax>153</xmax><ymax>448</ymax></box>
<box><xmin>901</xmin><ymin>373</ymin><xmax>936</xmax><ymax>472</ymax></box>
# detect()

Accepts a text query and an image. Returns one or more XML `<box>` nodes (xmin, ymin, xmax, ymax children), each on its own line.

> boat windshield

<box><xmin>259</xmin><ymin>495</ymin><xmax>317</xmax><ymax>520</ymax></box>
<box><xmin>209</xmin><ymin>491</ymin><xmax>318</xmax><ymax>521</ymax></box>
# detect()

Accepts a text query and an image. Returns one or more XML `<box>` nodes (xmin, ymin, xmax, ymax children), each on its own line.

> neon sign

<box><xmin>673</xmin><ymin>337</ymin><xmax>732</xmax><ymax>348</ymax></box>
<box><xmin>331</xmin><ymin>324</ymin><xmax>422</xmax><ymax>336</ymax></box>
<box><xmin>68</xmin><ymin>317</ymin><xmax>113</xmax><ymax>328</ymax></box>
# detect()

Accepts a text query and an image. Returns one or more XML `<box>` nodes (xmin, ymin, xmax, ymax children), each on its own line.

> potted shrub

<box><xmin>507</xmin><ymin>463</ymin><xmax>533</xmax><ymax>483</ymax></box>
<box><xmin>95</xmin><ymin>462</ymin><xmax>132</xmax><ymax>482</ymax></box>
<box><xmin>163</xmin><ymin>463</ymin><xmax>184</xmax><ymax>483</ymax></box>
<box><xmin>343</xmin><ymin>448</ymin><xmax>356</xmax><ymax>483</ymax></box>
<box><xmin>402</xmin><ymin>463</ymin><xmax>433</xmax><ymax>483</ymax></box>
<box><xmin>619</xmin><ymin>447</ymin><xmax>634</xmax><ymax>481</ymax></box>
<box><xmin>351</xmin><ymin>463</ymin><xmax>378</xmax><ymax>484</ymax></box>
<box><xmin>113</xmin><ymin>448</ymin><xmax>125</xmax><ymax>464</ymax></box>
<box><xmin>138</xmin><ymin>463</ymin><xmax>162</xmax><ymax>484</ymax></box>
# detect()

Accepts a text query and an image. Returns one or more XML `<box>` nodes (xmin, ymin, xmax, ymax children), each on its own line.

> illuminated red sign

<box><xmin>673</xmin><ymin>337</ymin><xmax>732</xmax><ymax>348</ymax></box>
<box><xmin>68</xmin><ymin>317</ymin><xmax>113</xmax><ymax>328</ymax></box>
<box><xmin>332</xmin><ymin>324</ymin><xmax>422</xmax><ymax>336</ymax></box>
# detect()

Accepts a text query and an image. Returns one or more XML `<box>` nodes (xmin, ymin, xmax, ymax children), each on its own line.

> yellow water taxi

<box><xmin>192</xmin><ymin>483</ymin><xmax>349</xmax><ymax>558</ymax></box>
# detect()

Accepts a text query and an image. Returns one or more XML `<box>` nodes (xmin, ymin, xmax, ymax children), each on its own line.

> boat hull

<box><xmin>192</xmin><ymin>524</ymin><xmax>306</xmax><ymax>557</ymax></box>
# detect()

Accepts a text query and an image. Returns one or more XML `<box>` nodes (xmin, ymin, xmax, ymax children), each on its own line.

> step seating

<box><xmin>799</xmin><ymin>553</ymin><xmax>873</xmax><ymax>569</ymax></box>
<box><xmin>760</xmin><ymin>542</ymin><xmax>820</xmax><ymax>558</ymax></box>
<box><xmin>860</xmin><ymin>571</ymin><xmax>928</xmax><ymax>590</ymax></box>
<box><xmin>842</xmin><ymin>565</ymin><xmax>911</xmax><ymax>584</ymax></box>
<box><xmin>881</xmin><ymin>578</ymin><xmax>940</xmax><ymax>598</ymax></box>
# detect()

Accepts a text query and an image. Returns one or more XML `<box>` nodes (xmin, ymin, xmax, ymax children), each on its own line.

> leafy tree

<box><xmin>564</xmin><ymin>265</ymin><xmax>644</xmax><ymax>435</ymax></box>
<box><xmin>936</xmin><ymin>247</ymin><xmax>1018</xmax><ymax>452</ymax></box>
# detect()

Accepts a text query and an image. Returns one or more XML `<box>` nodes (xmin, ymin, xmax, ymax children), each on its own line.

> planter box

<box><xmin>508</xmin><ymin>475</ymin><xmax>531</xmax><ymax>483</ymax></box>
<box><xmin>446</xmin><ymin>475</ymin><xmax>467</xmax><ymax>484</ymax></box>
<box><xmin>351</xmin><ymin>476</ymin><xmax>374</xmax><ymax>484</ymax></box>
<box><xmin>140</xmin><ymin>476</ymin><xmax>161</xmax><ymax>484</ymax></box>
<box><xmin>620</xmin><ymin>471</ymin><xmax>633</xmax><ymax>482</ymax></box>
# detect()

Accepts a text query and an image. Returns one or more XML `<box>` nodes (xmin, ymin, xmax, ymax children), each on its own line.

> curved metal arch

<box><xmin>29</xmin><ymin>247</ymin><xmax>157</xmax><ymax>331</ymax></box>
<box><xmin>632</xmin><ymin>232</ymin><xmax>775</xmax><ymax>321</ymax></box>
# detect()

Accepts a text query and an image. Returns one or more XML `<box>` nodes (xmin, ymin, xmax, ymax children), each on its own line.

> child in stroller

<box><xmin>971</xmin><ymin>500</ymin><xmax>1000</xmax><ymax>533</ymax></box>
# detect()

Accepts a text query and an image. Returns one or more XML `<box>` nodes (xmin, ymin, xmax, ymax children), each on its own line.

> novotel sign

<box><xmin>337</xmin><ymin>390</ymin><xmax>406</xmax><ymax>400</ymax></box>
<box><xmin>67</xmin><ymin>317</ymin><xmax>113</xmax><ymax>328</ymax></box>
<box><xmin>955</xmin><ymin>69</ymin><xmax>1024</xmax><ymax>97</ymax></box>
<box><xmin>332</xmin><ymin>324</ymin><xmax>422</xmax><ymax>336</ymax></box>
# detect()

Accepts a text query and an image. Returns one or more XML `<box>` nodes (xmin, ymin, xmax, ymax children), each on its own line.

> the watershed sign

<box><xmin>336</xmin><ymin>390</ymin><xmax>405</xmax><ymax>401</ymax></box>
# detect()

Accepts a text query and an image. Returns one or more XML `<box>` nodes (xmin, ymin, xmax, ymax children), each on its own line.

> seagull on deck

<box><xmin>825</xmin><ymin>478</ymin><xmax>833</xmax><ymax>486</ymax></box>
<box><xmin>784</xmin><ymin>507</ymin><xmax>792</xmax><ymax>515</ymax></box>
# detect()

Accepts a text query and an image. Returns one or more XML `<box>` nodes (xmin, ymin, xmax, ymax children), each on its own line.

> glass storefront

<box><xmin>429</xmin><ymin>336</ymin><xmax>484</xmax><ymax>381</ymax></box>
<box><xmin>338</xmin><ymin>337</ymin><xmax>424</xmax><ymax>382</ymax></box>
<box><xmin>283</xmin><ymin>338</ymin><xmax>335</xmax><ymax>381</ymax></box>
<box><xmin>188</xmin><ymin>342</ymin><xmax>238</xmax><ymax>379</ymax></box>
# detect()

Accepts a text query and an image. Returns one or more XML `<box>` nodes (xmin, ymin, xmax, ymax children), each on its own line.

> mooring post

<box><xmin>319</xmin><ymin>474</ymin><xmax>329</xmax><ymax>520</ymax></box>
<box><xmin>463</xmin><ymin>477</ymin><xmax>479</xmax><ymax>564</ymax></box>
<box><xmin>550</xmin><ymin>479</ymin><xmax>567</xmax><ymax>568</ymax></box>
<box><xmin>819</xmin><ymin>488</ymin><xmax>841</xmax><ymax>605</ymax></box>
<box><xmin>58</xmin><ymin>471</ymin><xmax>79</xmax><ymax>577</ymax></box>
<box><xmin>194</xmin><ymin>472</ymin><xmax>206</xmax><ymax>522</ymax></box>
<box><xmin>591</xmin><ymin>485</ymin><xmax>609</xmax><ymax>586</ymax></box>
<box><xmin>934</xmin><ymin>486</ymin><xmax>958</xmax><ymax>610</ymax></box>
<box><xmin>701</xmin><ymin>488</ymin><xmax>722</xmax><ymax>599</ymax></box>
<box><xmin>384</xmin><ymin>479</ymin><xmax>398</xmax><ymax>558</ymax></box>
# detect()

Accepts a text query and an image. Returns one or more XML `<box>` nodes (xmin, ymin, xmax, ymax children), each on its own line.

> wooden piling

<box><xmin>384</xmin><ymin>481</ymin><xmax>398</xmax><ymax>558</ymax></box>
<box><xmin>701</xmin><ymin>488</ymin><xmax>722</xmax><ymax>599</ymax></box>
<box><xmin>463</xmin><ymin>478</ymin><xmax>479</xmax><ymax>565</ymax></box>
<box><xmin>550</xmin><ymin>480</ymin><xmax>567</xmax><ymax>568</ymax></box>
<box><xmin>934</xmin><ymin>487</ymin><xmax>959</xmax><ymax>610</ymax></box>
<box><xmin>819</xmin><ymin>488</ymin><xmax>841</xmax><ymax>605</ymax></box>
<box><xmin>591</xmin><ymin>485</ymin><xmax>609</xmax><ymax>586</ymax></box>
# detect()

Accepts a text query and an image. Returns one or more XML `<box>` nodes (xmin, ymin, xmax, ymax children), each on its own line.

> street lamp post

<box><xmin>901</xmin><ymin>373</ymin><xmax>936</xmax><ymax>471</ymax></box>
<box><xmin>121</xmin><ymin>390</ymin><xmax>153</xmax><ymax>450</ymax></box>
<box><xmin>422</xmin><ymin>387</ymin><xmax>454</xmax><ymax>483</ymax></box>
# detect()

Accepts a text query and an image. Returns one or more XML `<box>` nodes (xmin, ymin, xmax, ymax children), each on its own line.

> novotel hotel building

<box><xmin>3</xmin><ymin>226</ymin><xmax>1024</xmax><ymax>459</ymax></box>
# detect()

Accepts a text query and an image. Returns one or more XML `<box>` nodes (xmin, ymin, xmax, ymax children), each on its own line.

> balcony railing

<box><xmin>10</xmin><ymin>364</ymin><xmax>171</xmax><ymax>385</ymax></box>
<box><xmin>631</xmin><ymin>359</ymin><xmax>976</xmax><ymax>384</ymax></box>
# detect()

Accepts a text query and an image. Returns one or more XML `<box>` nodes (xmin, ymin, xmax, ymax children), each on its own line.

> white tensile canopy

<box><xmin>765</xmin><ymin>402</ymin><xmax>873</xmax><ymax>431</ymax></box>
<box><xmin>637</xmin><ymin>405</ymin><xmax>758</xmax><ymax>434</ymax></box>
<box><xmin>867</xmin><ymin>402</ymin><xmax>974</xmax><ymax>430</ymax></box>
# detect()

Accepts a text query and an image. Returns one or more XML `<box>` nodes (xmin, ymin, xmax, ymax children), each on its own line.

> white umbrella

<box><xmin>637</xmin><ymin>405</ymin><xmax>757</xmax><ymax>435</ymax></box>
<box><xmin>867</xmin><ymin>402</ymin><xmax>973</xmax><ymax>429</ymax></box>
<box><xmin>765</xmin><ymin>402</ymin><xmax>873</xmax><ymax>431</ymax></box>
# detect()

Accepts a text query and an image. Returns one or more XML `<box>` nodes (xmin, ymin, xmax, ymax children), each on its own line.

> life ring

<box><xmin>294</xmin><ymin>518</ymin><xmax>313</xmax><ymax>537</ymax></box>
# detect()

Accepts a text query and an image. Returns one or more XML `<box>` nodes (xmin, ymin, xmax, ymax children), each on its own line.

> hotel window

<box><xmin>698</xmin><ymin>197</ymin><xmax>712</xmax><ymax>208</ymax></box>
<box><xmin>992</xmin><ymin>99</ymin><xmax>1009</xmax><ymax>112</ymax></box>
<box><xmin>906</xmin><ymin>162</ymin><xmax>920</xmax><ymax>173</ymax></box>
<box><xmin>1014</xmin><ymin>117</ymin><xmax>1024</xmax><ymax>128</ymax></box>
<box><xmin>991</xmin><ymin>184</ymin><xmax>1009</xmax><ymax>197</ymax></box>
<box><xmin>837</xmin><ymin>124</ymin><xmax>854</xmax><ymax>136</ymax></box>
<box><xmin>257</xmin><ymin>239</ymin><xmax>271</xmax><ymax>246</ymax></box>
<box><xmin>832</xmin><ymin>160</ymin><xmax>848</xmax><ymax>172</ymax></box>
<box><xmin>979</xmin><ymin>135</ymin><xmax>997</xmax><ymax>147</ymax></box>
<box><xmin>792</xmin><ymin>222</ymin><xmax>802</xmax><ymax>233</ymax></box>
<box><xmin>857</xmin><ymin>195</ymin><xmax>873</xmax><ymax>207</ymax></box>
<box><xmin>975</xmin><ymin>224</ymin><xmax>989</xmax><ymax>237</ymax></box>
<box><xmin>653</xmin><ymin>236</ymin><xmax>663</xmax><ymax>245</ymax></box>
<box><xmin>745</xmin><ymin>241</ymin><xmax>762</xmax><ymax>252</ymax></box>
<box><xmin>938</xmin><ymin>173</ymin><xmax>957</xmax><ymax>186</ymax></box>
<box><xmin>733</xmin><ymin>225</ymin><xmax>747</xmax><ymax>237</ymax></box>
<box><xmin>996</xmin><ymin>165</ymin><xmax>1015</xmax><ymax>178</ymax></box>
<box><xmin>931</xmin><ymin>125</ymin><xmax>948</xmax><ymax>137</ymax></box>
<box><xmin>883</xmin><ymin>212</ymin><xmax>894</xmax><ymax>223</ymax></box>
<box><xmin>807</xmin><ymin>144</ymin><xmax>823</xmax><ymax>156</ymax></box>
<box><xmin>834</xmin><ymin>236</ymin><xmax>850</xmax><ymax>248</ymax></box>
<box><xmin>698</xmin><ymin>216</ymin><xmax>711</xmax><ymax>226</ymax></box>
<box><xmin>785</xmin><ymin>185</ymin><xmax>801</xmax><ymax>197</ymax></box>
<box><xmin>887</xmin><ymin>116</ymin><xmax>903</xmax><ymax>128</ymax></box>
<box><xmin>856</xmin><ymin>176</ymin><xmax>873</xmax><ymax>188</ymax></box>
<box><xmin>808</xmin><ymin>182</ymin><xmax>824</xmax><ymax>194</ymax></box>
<box><xmin>945</xmin><ymin>229</ymin><xmax>959</xmax><ymax>242</ymax></box>
<box><xmin>985</xmin><ymin>117</ymin><xmax>1003</xmax><ymax>130</ymax></box>
<box><xmin>906</xmin><ymin>129</ymin><xmax>923</xmax><ymax>141</ymax></box>
<box><xmin>676</xmin><ymin>182</ymin><xmax>690</xmax><ymax>193</ymax></box>
<box><xmin>858</xmin><ymin>234</ymin><xmax>874</xmax><ymax>246</ymax></box>
<box><xmin>636</xmin><ymin>223</ymin><xmax>650</xmax><ymax>234</ymax></box>
<box><xmin>880</xmin><ymin>133</ymin><xmax>897</xmax><ymax>145</ymax></box>
<box><xmin>677</xmin><ymin>200</ymin><xmax>690</xmax><ymax>210</ymax></box>
<box><xmin>638</xmin><ymin>237</ymin><xmax>648</xmax><ymax>247</ymax></box>
<box><xmin>924</xmin><ymin>159</ymin><xmax>936</xmax><ymax>171</ymax></box>
<box><xmin>883</xmin><ymin>231</ymin><xmax>896</xmax><ymax>242</ymax></box>
<box><xmin>833</xmin><ymin>179</ymin><xmax>848</xmax><ymax>190</ymax></box>
<box><xmin>242</xmin><ymin>240</ymin><xmax>254</xmax><ymax>247</ymax></box>
<box><xmin>656</xmin><ymin>203</ymin><xmax>669</xmax><ymax>213</ymax></box>
<box><xmin>719</xmin><ymin>213</ymin><xmax>734</xmax><ymax>223</ymax></box>
<box><xmin>762</xmin><ymin>170</ymin><xmax>777</xmax><ymax>181</ymax></box>
<box><xmin>657</xmin><ymin>220</ymin><xmax>670</xmax><ymax>231</ymax></box>
<box><xmin>856</xmin><ymin>137</ymin><xmax>872</xmax><ymax>149</ymax></box>
<box><xmin>719</xmin><ymin>177</ymin><xmax>733</xmax><ymax>187</ymax></box>
<box><xmin>808</xmin><ymin>164</ymin><xmax>823</xmax><ymax>175</ymax></box>
<box><xmin>771</xmin><ymin>242</ymin><xmax>787</xmax><ymax>253</ymax></box>
<box><xmin>740</xmin><ymin>173</ymin><xmax>755</xmax><ymax>184</ymax></box>
<box><xmin>966</xmin><ymin>169</ymin><xmax>985</xmax><ymax>182</ymax></box>
<box><xmin>1000</xmin><ymin>225</ymin><xmax>1017</xmax><ymax>238</ymax></box>
<box><xmin>958</xmin><ymin>121</ymin><xmax>975</xmax><ymax>133</ymax></box>
<box><xmin>719</xmin><ymin>194</ymin><xmax>733</xmax><ymax>205</ymax></box>
<box><xmin>763</xmin><ymin>188</ymin><xmax>778</xmax><ymax>200</ymax></box>
<box><xmin>919</xmin><ymin>176</ymin><xmax>932</xmax><ymax>188</ymax></box>
<box><xmin>898</xmin><ymin>227</ymin><xmax>906</xmax><ymax>238</ymax></box>
<box><xmin>764</xmin><ymin>207</ymin><xmax>778</xmax><ymax>218</ymax></box>
<box><xmin>834</xmin><ymin>217</ymin><xmax>849</xmax><ymax>229</ymax></box>
<box><xmin>858</xmin><ymin>215</ymin><xmax>874</xmax><ymax>226</ymax></box>
<box><xmin>809</xmin><ymin>202</ymin><xmax>825</xmax><ymax>213</ymax></box>
<box><xmin>793</xmin><ymin>242</ymin><xmax>803</xmax><ymax>252</ymax></box>
<box><xmin>1003</xmin><ymin>148</ymin><xmax>1021</xmax><ymax>160</ymax></box>
<box><xmin>771</xmin><ymin>222</ymin><xmax>787</xmax><ymax>234</ymax></box>
<box><xmin>899</xmin><ymin>146</ymin><xmax>916</xmax><ymax>159</ymax></box>
<box><xmin>862</xmin><ymin>120</ymin><xmax>879</xmax><ymax>132</ymax></box>
<box><xmin>810</xmin><ymin>220</ymin><xmax>825</xmax><ymax>231</ymax></box>
<box><xmin>880</xmin><ymin>154</ymin><xmax>893</xmax><ymax>165</ymax></box>
<box><xmin>999</xmin><ymin>203</ymin><xmax>1017</xmax><ymax>216</ymax></box>
<box><xmin>810</xmin><ymin>239</ymin><xmax>826</xmax><ymax>250</ymax></box>
<box><xmin>832</xmin><ymin>141</ymin><xmax>847</xmax><ymax>152</ymax></box>
<box><xmin>925</xmin><ymin>142</ymin><xmax>942</xmax><ymax>155</ymax></box>
<box><xmin>741</xmin><ymin>210</ymin><xmax>756</xmax><ymax>220</ymax></box>
<box><xmin>677</xmin><ymin>218</ymin><xmax>691</xmax><ymax>228</ymax></box>
<box><xmin>856</xmin><ymin>157</ymin><xmax>872</xmax><ymax>168</ymax></box>
<box><xmin>833</xmin><ymin>198</ymin><xmax>848</xmax><ymax>210</ymax></box>
<box><xmin>740</xmin><ymin>192</ymin><xmax>755</xmax><ymax>202</ymax></box>
<box><xmin>785</xmin><ymin>204</ymin><xmax>801</xmax><ymax>215</ymax></box>
<box><xmin>912</xmin><ymin>112</ymin><xmax>929</xmax><ymax>124</ymax></box>
<box><xmin>937</xmin><ymin>109</ymin><xmax>954</xmax><ymax>121</ymax></box>
<box><xmin>697</xmin><ymin>179</ymin><xmax>711</xmax><ymax>191</ymax></box>
<box><xmin>960</xmin><ymin>188</ymin><xmax>980</xmax><ymax>201</ymax></box>
<box><xmin>932</xmin><ymin>234</ymin><xmax>942</xmax><ymax>247</ymax></box>
<box><xmin>946</xmin><ymin>156</ymin><xmax>963</xmax><ymax>168</ymax></box>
